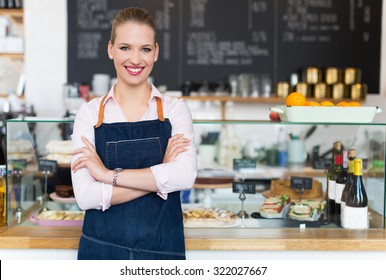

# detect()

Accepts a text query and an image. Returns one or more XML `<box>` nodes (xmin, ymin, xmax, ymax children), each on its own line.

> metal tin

<box><xmin>296</xmin><ymin>82</ymin><xmax>310</xmax><ymax>97</ymax></box>
<box><xmin>332</xmin><ymin>83</ymin><xmax>345</xmax><ymax>100</ymax></box>
<box><xmin>276</xmin><ymin>81</ymin><xmax>291</xmax><ymax>98</ymax></box>
<box><xmin>314</xmin><ymin>82</ymin><xmax>327</xmax><ymax>99</ymax></box>
<box><xmin>351</xmin><ymin>83</ymin><xmax>367</xmax><ymax>100</ymax></box>
<box><xmin>325</xmin><ymin>67</ymin><xmax>341</xmax><ymax>85</ymax></box>
<box><xmin>305</xmin><ymin>67</ymin><xmax>321</xmax><ymax>85</ymax></box>
<box><xmin>344</xmin><ymin>67</ymin><xmax>361</xmax><ymax>85</ymax></box>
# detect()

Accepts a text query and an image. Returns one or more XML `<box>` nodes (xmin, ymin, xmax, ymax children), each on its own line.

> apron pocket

<box><xmin>106</xmin><ymin>137</ymin><xmax>162</xmax><ymax>169</ymax></box>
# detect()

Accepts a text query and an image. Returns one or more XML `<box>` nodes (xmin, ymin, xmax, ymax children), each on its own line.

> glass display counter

<box><xmin>3</xmin><ymin>117</ymin><xmax>386</xmax><ymax>229</ymax></box>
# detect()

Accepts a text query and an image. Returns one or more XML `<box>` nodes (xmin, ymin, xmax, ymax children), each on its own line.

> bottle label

<box><xmin>344</xmin><ymin>206</ymin><xmax>368</xmax><ymax>229</ymax></box>
<box><xmin>328</xmin><ymin>179</ymin><xmax>336</xmax><ymax>200</ymax></box>
<box><xmin>340</xmin><ymin>202</ymin><xmax>346</xmax><ymax>228</ymax></box>
<box><xmin>335</xmin><ymin>182</ymin><xmax>345</xmax><ymax>204</ymax></box>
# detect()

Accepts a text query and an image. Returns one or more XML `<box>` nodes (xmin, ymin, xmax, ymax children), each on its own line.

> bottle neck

<box><xmin>353</xmin><ymin>158</ymin><xmax>363</xmax><ymax>176</ymax></box>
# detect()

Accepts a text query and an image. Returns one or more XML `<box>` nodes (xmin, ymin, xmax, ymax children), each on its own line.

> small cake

<box><xmin>55</xmin><ymin>185</ymin><xmax>74</xmax><ymax>198</ymax></box>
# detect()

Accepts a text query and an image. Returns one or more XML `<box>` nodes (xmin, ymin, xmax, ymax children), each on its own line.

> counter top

<box><xmin>1</xmin><ymin>226</ymin><xmax>386</xmax><ymax>251</ymax></box>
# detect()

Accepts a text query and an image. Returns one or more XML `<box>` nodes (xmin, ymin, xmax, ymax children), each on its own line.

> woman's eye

<box><xmin>120</xmin><ymin>46</ymin><xmax>129</xmax><ymax>51</ymax></box>
<box><xmin>142</xmin><ymin>48</ymin><xmax>152</xmax><ymax>53</ymax></box>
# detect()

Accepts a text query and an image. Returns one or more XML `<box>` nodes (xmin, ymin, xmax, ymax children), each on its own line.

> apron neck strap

<box><xmin>95</xmin><ymin>94</ymin><xmax>108</xmax><ymax>128</ymax></box>
<box><xmin>95</xmin><ymin>95</ymin><xmax>165</xmax><ymax>128</ymax></box>
<box><xmin>156</xmin><ymin>97</ymin><xmax>165</xmax><ymax>122</ymax></box>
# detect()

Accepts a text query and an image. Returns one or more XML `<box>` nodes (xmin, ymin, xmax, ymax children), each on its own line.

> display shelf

<box><xmin>180</xmin><ymin>95</ymin><xmax>366</xmax><ymax>120</ymax></box>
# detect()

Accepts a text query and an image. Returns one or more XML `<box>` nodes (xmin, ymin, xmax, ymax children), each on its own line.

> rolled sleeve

<box><xmin>150</xmin><ymin>164</ymin><xmax>169</xmax><ymax>200</ymax></box>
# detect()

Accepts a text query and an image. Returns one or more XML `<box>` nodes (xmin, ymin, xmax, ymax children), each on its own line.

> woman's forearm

<box><xmin>111</xmin><ymin>186</ymin><xmax>150</xmax><ymax>205</ymax></box>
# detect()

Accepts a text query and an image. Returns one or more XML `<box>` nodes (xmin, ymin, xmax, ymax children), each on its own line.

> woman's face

<box><xmin>108</xmin><ymin>21</ymin><xmax>158</xmax><ymax>87</ymax></box>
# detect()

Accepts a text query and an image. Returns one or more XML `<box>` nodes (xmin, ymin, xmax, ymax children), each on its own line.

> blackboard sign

<box><xmin>290</xmin><ymin>176</ymin><xmax>313</xmax><ymax>190</ymax></box>
<box><xmin>38</xmin><ymin>159</ymin><xmax>58</xmax><ymax>174</ymax></box>
<box><xmin>233</xmin><ymin>158</ymin><xmax>257</xmax><ymax>171</ymax></box>
<box><xmin>232</xmin><ymin>181</ymin><xmax>257</xmax><ymax>194</ymax></box>
<box><xmin>68</xmin><ymin>0</ymin><xmax>382</xmax><ymax>93</ymax></box>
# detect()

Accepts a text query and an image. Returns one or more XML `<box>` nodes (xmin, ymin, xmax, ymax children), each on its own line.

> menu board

<box><xmin>67</xmin><ymin>0</ymin><xmax>382</xmax><ymax>92</ymax></box>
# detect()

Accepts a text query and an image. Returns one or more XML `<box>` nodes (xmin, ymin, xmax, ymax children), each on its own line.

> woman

<box><xmin>71</xmin><ymin>7</ymin><xmax>197</xmax><ymax>260</ymax></box>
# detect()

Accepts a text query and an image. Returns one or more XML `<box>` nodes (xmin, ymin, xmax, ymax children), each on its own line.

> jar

<box><xmin>350</xmin><ymin>83</ymin><xmax>367</xmax><ymax>100</ymax></box>
<box><xmin>276</xmin><ymin>81</ymin><xmax>291</xmax><ymax>98</ymax></box>
<box><xmin>325</xmin><ymin>67</ymin><xmax>341</xmax><ymax>85</ymax></box>
<box><xmin>296</xmin><ymin>82</ymin><xmax>310</xmax><ymax>97</ymax></box>
<box><xmin>332</xmin><ymin>83</ymin><xmax>345</xmax><ymax>100</ymax></box>
<box><xmin>305</xmin><ymin>67</ymin><xmax>321</xmax><ymax>85</ymax></box>
<box><xmin>314</xmin><ymin>82</ymin><xmax>327</xmax><ymax>99</ymax></box>
<box><xmin>344</xmin><ymin>67</ymin><xmax>361</xmax><ymax>85</ymax></box>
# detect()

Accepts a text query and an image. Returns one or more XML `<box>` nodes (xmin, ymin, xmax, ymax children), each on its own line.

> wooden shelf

<box><xmin>0</xmin><ymin>53</ymin><xmax>24</xmax><ymax>59</ymax></box>
<box><xmin>0</xmin><ymin>9</ymin><xmax>23</xmax><ymax>24</ymax></box>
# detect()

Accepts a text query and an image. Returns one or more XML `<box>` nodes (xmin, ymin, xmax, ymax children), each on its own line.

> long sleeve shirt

<box><xmin>71</xmin><ymin>84</ymin><xmax>198</xmax><ymax>211</ymax></box>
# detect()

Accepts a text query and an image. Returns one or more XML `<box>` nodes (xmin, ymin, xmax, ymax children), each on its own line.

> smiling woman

<box><xmin>71</xmin><ymin>7</ymin><xmax>198</xmax><ymax>260</ymax></box>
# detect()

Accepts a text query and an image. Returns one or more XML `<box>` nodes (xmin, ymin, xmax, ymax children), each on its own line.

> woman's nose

<box><xmin>129</xmin><ymin>50</ymin><xmax>141</xmax><ymax>64</ymax></box>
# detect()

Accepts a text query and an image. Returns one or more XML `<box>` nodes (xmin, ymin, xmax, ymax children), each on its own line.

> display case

<box><xmin>3</xmin><ymin>117</ymin><xmax>386</xmax><ymax>229</ymax></box>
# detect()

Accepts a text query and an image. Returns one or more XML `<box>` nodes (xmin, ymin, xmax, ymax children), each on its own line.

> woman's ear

<box><xmin>107</xmin><ymin>41</ymin><xmax>113</xmax><ymax>60</ymax></box>
<box><xmin>154</xmin><ymin>42</ymin><xmax>159</xmax><ymax>62</ymax></box>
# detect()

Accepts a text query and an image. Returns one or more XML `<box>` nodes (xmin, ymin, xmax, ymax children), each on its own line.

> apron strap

<box><xmin>156</xmin><ymin>97</ymin><xmax>165</xmax><ymax>122</ymax></box>
<box><xmin>95</xmin><ymin>95</ymin><xmax>165</xmax><ymax>127</ymax></box>
<box><xmin>95</xmin><ymin>94</ymin><xmax>109</xmax><ymax>128</ymax></box>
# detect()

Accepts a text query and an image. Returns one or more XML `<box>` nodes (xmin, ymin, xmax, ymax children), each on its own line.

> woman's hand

<box><xmin>163</xmin><ymin>134</ymin><xmax>191</xmax><ymax>163</ymax></box>
<box><xmin>71</xmin><ymin>135</ymin><xmax>109</xmax><ymax>182</ymax></box>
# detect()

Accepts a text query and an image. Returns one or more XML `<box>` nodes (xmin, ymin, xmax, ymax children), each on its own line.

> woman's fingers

<box><xmin>163</xmin><ymin>134</ymin><xmax>191</xmax><ymax>163</ymax></box>
<box><xmin>81</xmin><ymin>135</ymin><xmax>96</xmax><ymax>152</ymax></box>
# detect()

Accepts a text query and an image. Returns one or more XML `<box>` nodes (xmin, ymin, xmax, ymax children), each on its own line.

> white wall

<box><xmin>24</xmin><ymin>0</ymin><xmax>67</xmax><ymax>117</ymax></box>
<box><xmin>24</xmin><ymin>0</ymin><xmax>386</xmax><ymax>118</ymax></box>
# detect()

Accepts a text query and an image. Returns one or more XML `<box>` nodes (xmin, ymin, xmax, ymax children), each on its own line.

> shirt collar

<box><xmin>102</xmin><ymin>83</ymin><xmax>164</xmax><ymax>106</ymax></box>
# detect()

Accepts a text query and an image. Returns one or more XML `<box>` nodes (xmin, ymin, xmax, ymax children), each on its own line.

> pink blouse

<box><xmin>71</xmin><ymin>84</ymin><xmax>197</xmax><ymax>211</ymax></box>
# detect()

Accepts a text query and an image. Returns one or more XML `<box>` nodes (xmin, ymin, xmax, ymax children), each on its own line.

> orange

<box><xmin>305</xmin><ymin>101</ymin><xmax>320</xmax><ymax>106</ymax></box>
<box><xmin>285</xmin><ymin>92</ymin><xmax>306</xmax><ymax>106</ymax></box>
<box><xmin>320</xmin><ymin>100</ymin><xmax>335</xmax><ymax>106</ymax></box>
<box><xmin>347</xmin><ymin>101</ymin><xmax>361</xmax><ymax>107</ymax></box>
<box><xmin>336</xmin><ymin>101</ymin><xmax>349</xmax><ymax>107</ymax></box>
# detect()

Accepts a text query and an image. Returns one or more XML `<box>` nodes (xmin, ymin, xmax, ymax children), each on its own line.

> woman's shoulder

<box><xmin>161</xmin><ymin>94</ymin><xmax>191</xmax><ymax>115</ymax></box>
<box><xmin>75</xmin><ymin>95</ymin><xmax>105</xmax><ymax>122</ymax></box>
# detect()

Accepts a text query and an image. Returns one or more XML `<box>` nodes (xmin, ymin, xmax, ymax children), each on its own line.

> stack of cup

<box><xmin>92</xmin><ymin>73</ymin><xmax>110</xmax><ymax>96</ymax></box>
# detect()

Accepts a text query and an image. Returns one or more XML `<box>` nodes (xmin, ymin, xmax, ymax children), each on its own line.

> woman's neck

<box><xmin>114</xmin><ymin>82</ymin><xmax>151</xmax><ymax>107</ymax></box>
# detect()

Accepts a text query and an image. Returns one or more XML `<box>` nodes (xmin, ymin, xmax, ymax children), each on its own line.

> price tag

<box><xmin>232</xmin><ymin>181</ymin><xmax>257</xmax><ymax>194</ymax></box>
<box><xmin>233</xmin><ymin>159</ymin><xmax>256</xmax><ymax>171</ymax></box>
<box><xmin>38</xmin><ymin>159</ymin><xmax>58</xmax><ymax>173</ymax></box>
<box><xmin>290</xmin><ymin>176</ymin><xmax>313</xmax><ymax>190</ymax></box>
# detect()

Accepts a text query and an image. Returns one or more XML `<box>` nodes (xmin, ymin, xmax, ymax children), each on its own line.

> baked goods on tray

<box><xmin>45</xmin><ymin>140</ymin><xmax>72</xmax><ymax>165</ymax></box>
<box><xmin>182</xmin><ymin>208</ymin><xmax>238</xmax><ymax>227</ymax></box>
<box><xmin>55</xmin><ymin>185</ymin><xmax>74</xmax><ymax>198</ymax></box>
<box><xmin>267</xmin><ymin>179</ymin><xmax>322</xmax><ymax>200</ymax></box>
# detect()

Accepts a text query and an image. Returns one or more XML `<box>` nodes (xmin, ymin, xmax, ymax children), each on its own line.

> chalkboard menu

<box><xmin>68</xmin><ymin>0</ymin><xmax>382</xmax><ymax>93</ymax></box>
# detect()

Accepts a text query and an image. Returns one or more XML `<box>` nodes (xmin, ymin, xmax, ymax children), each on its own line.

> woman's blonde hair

<box><xmin>110</xmin><ymin>7</ymin><xmax>156</xmax><ymax>44</ymax></box>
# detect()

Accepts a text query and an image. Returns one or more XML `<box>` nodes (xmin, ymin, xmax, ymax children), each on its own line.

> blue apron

<box><xmin>77</xmin><ymin>96</ymin><xmax>185</xmax><ymax>260</ymax></box>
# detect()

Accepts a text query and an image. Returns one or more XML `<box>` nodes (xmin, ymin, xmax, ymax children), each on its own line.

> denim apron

<box><xmin>77</xmin><ymin>95</ymin><xmax>185</xmax><ymax>260</ymax></box>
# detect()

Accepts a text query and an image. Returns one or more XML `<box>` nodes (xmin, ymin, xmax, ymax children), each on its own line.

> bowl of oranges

<box><xmin>270</xmin><ymin>92</ymin><xmax>382</xmax><ymax>123</ymax></box>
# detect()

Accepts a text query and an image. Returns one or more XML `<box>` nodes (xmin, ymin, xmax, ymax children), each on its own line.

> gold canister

<box><xmin>344</xmin><ymin>67</ymin><xmax>361</xmax><ymax>85</ymax></box>
<box><xmin>325</xmin><ymin>67</ymin><xmax>341</xmax><ymax>85</ymax></box>
<box><xmin>332</xmin><ymin>82</ymin><xmax>345</xmax><ymax>100</ymax></box>
<box><xmin>314</xmin><ymin>82</ymin><xmax>327</xmax><ymax>99</ymax></box>
<box><xmin>276</xmin><ymin>81</ymin><xmax>291</xmax><ymax>98</ymax></box>
<box><xmin>296</xmin><ymin>82</ymin><xmax>310</xmax><ymax>97</ymax></box>
<box><xmin>305</xmin><ymin>67</ymin><xmax>321</xmax><ymax>85</ymax></box>
<box><xmin>350</xmin><ymin>83</ymin><xmax>367</xmax><ymax>100</ymax></box>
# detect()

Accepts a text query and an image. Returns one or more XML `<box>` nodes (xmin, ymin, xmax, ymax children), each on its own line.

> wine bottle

<box><xmin>340</xmin><ymin>149</ymin><xmax>356</xmax><ymax>228</ymax></box>
<box><xmin>326</xmin><ymin>141</ymin><xmax>342</xmax><ymax>223</ymax></box>
<box><xmin>335</xmin><ymin>150</ymin><xmax>348</xmax><ymax>226</ymax></box>
<box><xmin>344</xmin><ymin>158</ymin><xmax>368</xmax><ymax>229</ymax></box>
